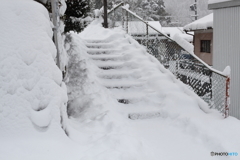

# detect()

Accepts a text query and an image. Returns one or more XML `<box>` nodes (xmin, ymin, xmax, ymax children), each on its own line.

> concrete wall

<box><xmin>194</xmin><ymin>30</ymin><xmax>213</xmax><ymax>66</ymax></box>
<box><xmin>213</xmin><ymin>6</ymin><xmax>240</xmax><ymax>119</ymax></box>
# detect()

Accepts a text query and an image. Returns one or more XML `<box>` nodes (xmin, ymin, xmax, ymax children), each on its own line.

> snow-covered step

<box><xmin>84</xmin><ymin>39</ymin><xmax>109</xmax><ymax>43</ymax></box>
<box><xmin>87</xmin><ymin>48</ymin><xmax>121</xmax><ymax>55</ymax></box>
<box><xmin>98</xmin><ymin>69</ymin><xmax>138</xmax><ymax>75</ymax></box>
<box><xmin>89</xmin><ymin>55</ymin><xmax>124</xmax><ymax>61</ymax></box>
<box><xmin>99</xmin><ymin>66</ymin><xmax>122</xmax><ymax>70</ymax></box>
<box><xmin>85</xmin><ymin>43</ymin><xmax>113</xmax><ymax>49</ymax></box>
<box><xmin>98</xmin><ymin>71</ymin><xmax>142</xmax><ymax>79</ymax></box>
<box><xmin>98</xmin><ymin>73</ymin><xmax>132</xmax><ymax>79</ymax></box>
<box><xmin>117</xmin><ymin>99</ymin><xmax>130</xmax><ymax>104</ymax></box>
<box><xmin>94</xmin><ymin>61</ymin><xmax>125</xmax><ymax>70</ymax></box>
<box><xmin>108</xmin><ymin>88</ymin><xmax>145</xmax><ymax>99</ymax></box>
<box><xmin>97</xmin><ymin>69</ymin><xmax>142</xmax><ymax>80</ymax></box>
<box><xmin>105</xmin><ymin>84</ymin><xmax>143</xmax><ymax>89</ymax></box>
<box><xmin>100</xmin><ymin>79</ymin><xmax>144</xmax><ymax>89</ymax></box>
<box><xmin>128</xmin><ymin>111</ymin><xmax>161</xmax><ymax>120</ymax></box>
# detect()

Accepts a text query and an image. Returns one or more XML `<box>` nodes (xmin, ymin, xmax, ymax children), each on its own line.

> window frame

<box><xmin>200</xmin><ymin>40</ymin><xmax>211</xmax><ymax>53</ymax></box>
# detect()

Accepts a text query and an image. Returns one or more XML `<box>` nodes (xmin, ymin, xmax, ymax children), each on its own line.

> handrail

<box><xmin>108</xmin><ymin>2</ymin><xmax>124</xmax><ymax>14</ymax></box>
<box><xmin>121</xmin><ymin>7</ymin><xmax>227</xmax><ymax>78</ymax></box>
<box><xmin>121</xmin><ymin>8</ymin><xmax>166</xmax><ymax>37</ymax></box>
<box><xmin>109</xmin><ymin>3</ymin><xmax>230</xmax><ymax>117</ymax></box>
<box><xmin>108</xmin><ymin>5</ymin><xmax>230</xmax><ymax>117</ymax></box>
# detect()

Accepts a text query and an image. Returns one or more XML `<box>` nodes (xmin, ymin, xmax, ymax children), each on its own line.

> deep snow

<box><xmin>0</xmin><ymin>1</ymin><xmax>79</xmax><ymax>160</ymax></box>
<box><xmin>0</xmin><ymin>1</ymin><xmax>240</xmax><ymax>160</ymax></box>
<box><xmin>0</xmin><ymin>0</ymin><xmax>68</xmax><ymax>136</ymax></box>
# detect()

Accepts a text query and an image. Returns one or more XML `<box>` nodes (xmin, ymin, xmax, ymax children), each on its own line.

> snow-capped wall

<box><xmin>0</xmin><ymin>0</ymin><xmax>68</xmax><ymax>136</ymax></box>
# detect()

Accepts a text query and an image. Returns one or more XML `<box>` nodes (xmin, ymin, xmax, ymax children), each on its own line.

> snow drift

<box><xmin>0</xmin><ymin>0</ymin><xmax>68</xmax><ymax>140</ymax></box>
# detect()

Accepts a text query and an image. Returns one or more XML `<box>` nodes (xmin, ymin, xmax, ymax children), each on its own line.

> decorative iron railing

<box><xmin>107</xmin><ymin>3</ymin><xmax>230</xmax><ymax>118</ymax></box>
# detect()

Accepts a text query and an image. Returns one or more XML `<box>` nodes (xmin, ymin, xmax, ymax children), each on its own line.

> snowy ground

<box><xmin>0</xmin><ymin>1</ymin><xmax>240</xmax><ymax>160</ymax></box>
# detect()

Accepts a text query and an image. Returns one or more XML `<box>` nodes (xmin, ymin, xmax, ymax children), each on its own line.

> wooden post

<box><xmin>51</xmin><ymin>0</ymin><xmax>61</xmax><ymax>69</ymax></box>
<box><xmin>103</xmin><ymin>0</ymin><xmax>108</xmax><ymax>28</ymax></box>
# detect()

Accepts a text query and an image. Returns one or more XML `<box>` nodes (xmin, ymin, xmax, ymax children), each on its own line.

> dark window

<box><xmin>200</xmin><ymin>40</ymin><xmax>211</xmax><ymax>53</ymax></box>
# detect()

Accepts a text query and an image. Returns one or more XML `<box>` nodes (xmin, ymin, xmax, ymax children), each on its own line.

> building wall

<box><xmin>194</xmin><ymin>30</ymin><xmax>213</xmax><ymax>65</ymax></box>
<box><xmin>213</xmin><ymin>6</ymin><xmax>240</xmax><ymax>119</ymax></box>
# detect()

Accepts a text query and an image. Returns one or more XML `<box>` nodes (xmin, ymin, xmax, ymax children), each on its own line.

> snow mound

<box><xmin>0</xmin><ymin>0</ymin><xmax>67</xmax><ymax>136</ymax></box>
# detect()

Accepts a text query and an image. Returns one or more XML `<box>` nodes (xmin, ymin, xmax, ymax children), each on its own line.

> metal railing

<box><xmin>108</xmin><ymin>3</ymin><xmax>230</xmax><ymax>118</ymax></box>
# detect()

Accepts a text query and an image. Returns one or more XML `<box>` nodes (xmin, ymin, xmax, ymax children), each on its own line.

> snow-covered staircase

<box><xmin>85</xmin><ymin>40</ymin><xmax>162</xmax><ymax>120</ymax></box>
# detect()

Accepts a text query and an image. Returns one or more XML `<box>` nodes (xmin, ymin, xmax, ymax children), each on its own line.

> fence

<box><xmin>108</xmin><ymin>3</ymin><xmax>230</xmax><ymax>118</ymax></box>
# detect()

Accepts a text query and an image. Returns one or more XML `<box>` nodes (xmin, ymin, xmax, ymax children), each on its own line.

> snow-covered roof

<box><xmin>183</xmin><ymin>13</ymin><xmax>213</xmax><ymax>31</ymax></box>
<box><xmin>208</xmin><ymin>0</ymin><xmax>231</xmax><ymax>4</ymax></box>
<box><xmin>208</xmin><ymin>0</ymin><xmax>240</xmax><ymax>9</ymax></box>
<box><xmin>148</xmin><ymin>21</ymin><xmax>162</xmax><ymax>32</ymax></box>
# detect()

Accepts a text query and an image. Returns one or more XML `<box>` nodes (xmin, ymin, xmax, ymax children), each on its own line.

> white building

<box><xmin>208</xmin><ymin>0</ymin><xmax>240</xmax><ymax>119</ymax></box>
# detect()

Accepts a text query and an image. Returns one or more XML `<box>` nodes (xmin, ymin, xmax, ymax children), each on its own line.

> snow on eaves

<box><xmin>183</xmin><ymin>13</ymin><xmax>213</xmax><ymax>31</ymax></box>
<box><xmin>208</xmin><ymin>0</ymin><xmax>231</xmax><ymax>4</ymax></box>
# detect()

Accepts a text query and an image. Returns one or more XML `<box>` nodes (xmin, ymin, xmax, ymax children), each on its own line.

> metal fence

<box><xmin>108</xmin><ymin>3</ymin><xmax>230</xmax><ymax>118</ymax></box>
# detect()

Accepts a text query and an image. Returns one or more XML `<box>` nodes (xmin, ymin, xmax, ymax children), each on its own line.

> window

<box><xmin>200</xmin><ymin>40</ymin><xmax>211</xmax><ymax>53</ymax></box>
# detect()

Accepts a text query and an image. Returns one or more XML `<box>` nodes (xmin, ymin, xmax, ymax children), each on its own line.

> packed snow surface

<box><xmin>184</xmin><ymin>13</ymin><xmax>213</xmax><ymax>31</ymax></box>
<box><xmin>0</xmin><ymin>1</ymin><xmax>240</xmax><ymax>160</ymax></box>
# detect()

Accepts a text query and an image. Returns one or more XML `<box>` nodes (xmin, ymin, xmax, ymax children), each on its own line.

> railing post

<box><xmin>103</xmin><ymin>0</ymin><xmax>108</xmax><ymax>28</ymax></box>
<box><xmin>210</xmin><ymin>72</ymin><xmax>213</xmax><ymax>99</ymax></box>
<box><xmin>176</xmin><ymin>52</ymin><xmax>179</xmax><ymax>78</ymax></box>
<box><xmin>112</xmin><ymin>9</ymin><xmax>115</xmax><ymax>28</ymax></box>
<box><xmin>126</xmin><ymin>11</ymin><xmax>128</xmax><ymax>34</ymax></box>
<box><xmin>146</xmin><ymin>22</ymin><xmax>149</xmax><ymax>49</ymax></box>
<box><xmin>225</xmin><ymin>77</ymin><xmax>230</xmax><ymax>118</ymax></box>
<box><xmin>122</xmin><ymin>8</ymin><xmax>124</xmax><ymax>30</ymax></box>
<box><xmin>51</xmin><ymin>0</ymin><xmax>61</xmax><ymax>69</ymax></box>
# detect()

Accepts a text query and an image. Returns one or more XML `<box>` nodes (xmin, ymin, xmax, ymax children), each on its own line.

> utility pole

<box><xmin>51</xmin><ymin>0</ymin><xmax>61</xmax><ymax>69</ymax></box>
<box><xmin>103</xmin><ymin>0</ymin><xmax>108</xmax><ymax>28</ymax></box>
<box><xmin>195</xmin><ymin>0</ymin><xmax>198</xmax><ymax>20</ymax></box>
<box><xmin>190</xmin><ymin>0</ymin><xmax>198</xmax><ymax>21</ymax></box>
